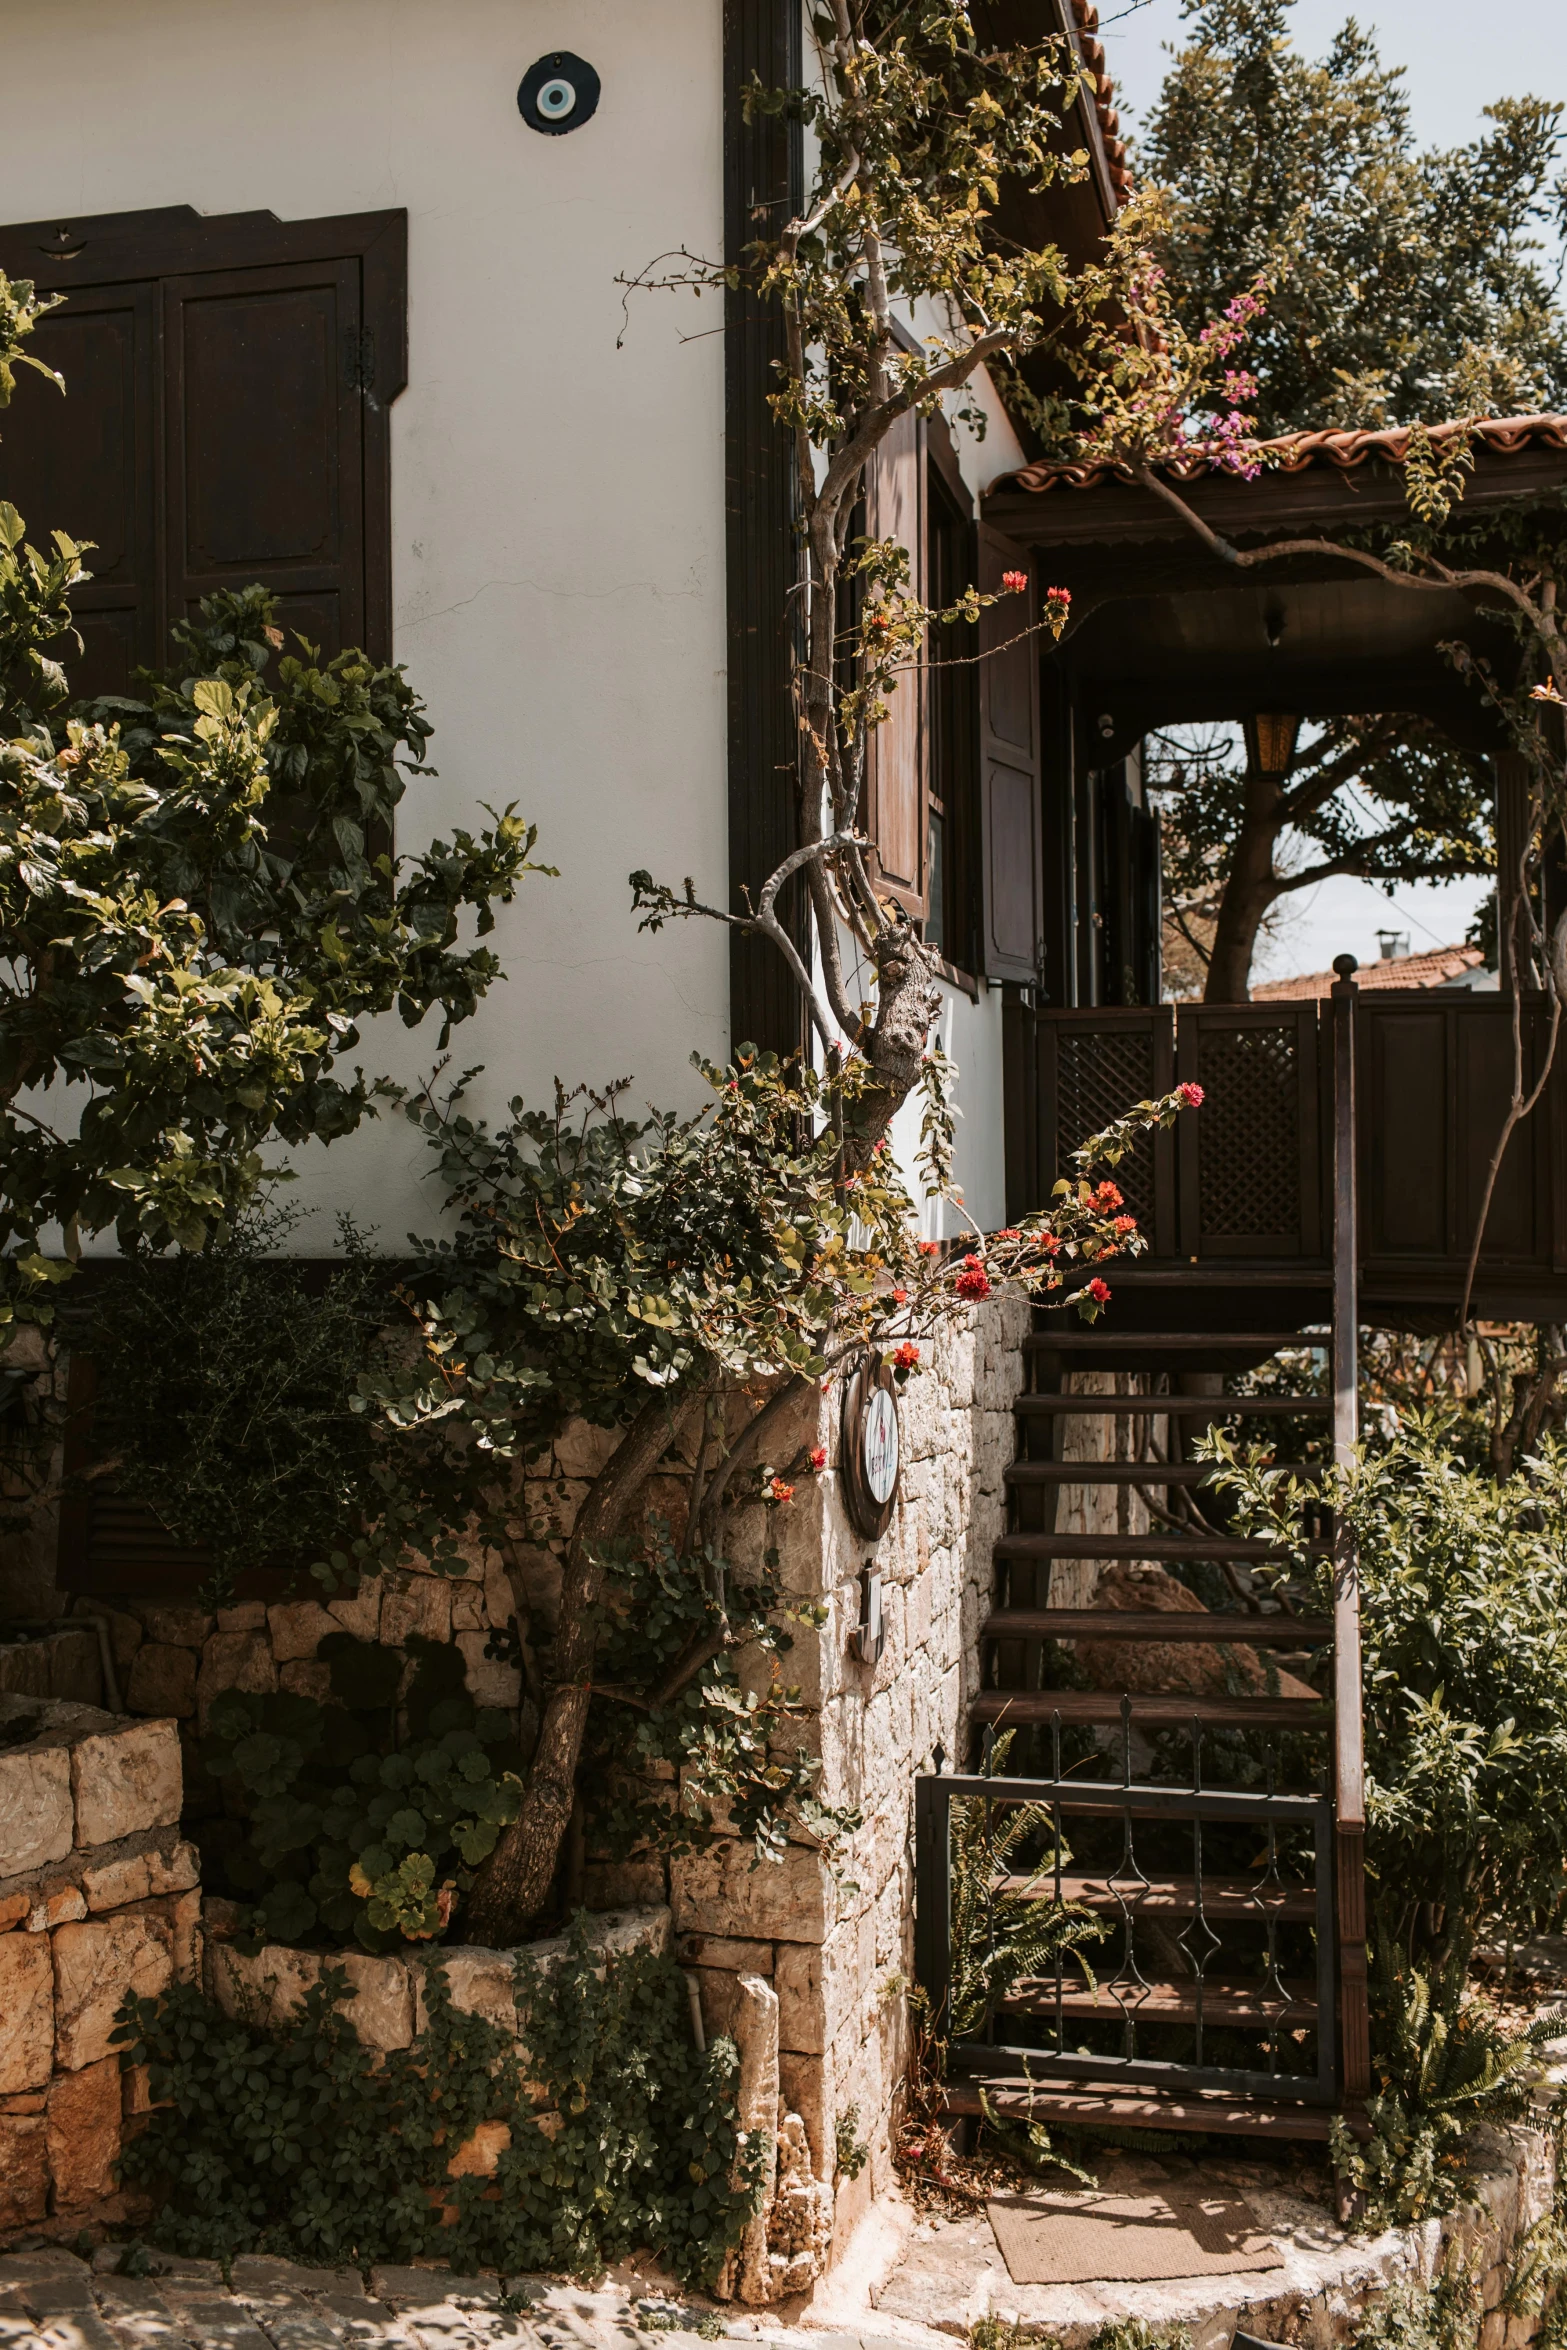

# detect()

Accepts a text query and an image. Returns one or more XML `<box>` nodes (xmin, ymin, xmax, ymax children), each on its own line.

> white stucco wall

<box><xmin>0</xmin><ymin>0</ymin><xmax>730</xmax><ymax>1248</ymax></box>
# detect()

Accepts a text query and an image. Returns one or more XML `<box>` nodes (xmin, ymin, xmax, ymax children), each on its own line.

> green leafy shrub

<box><xmin>1331</xmin><ymin>1932</ymin><xmax>1564</xmax><ymax>2227</ymax></box>
<box><xmin>201</xmin><ymin>1633</ymin><xmax>522</xmax><ymax>1949</ymax></box>
<box><xmin>114</xmin><ymin>1920</ymin><xmax>760</xmax><ymax>2284</ymax></box>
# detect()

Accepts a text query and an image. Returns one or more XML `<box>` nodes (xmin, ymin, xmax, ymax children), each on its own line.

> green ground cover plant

<box><xmin>114</xmin><ymin>1917</ymin><xmax>761</xmax><ymax>2283</ymax></box>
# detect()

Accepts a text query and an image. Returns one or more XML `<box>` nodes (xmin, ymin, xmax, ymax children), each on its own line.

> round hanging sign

<box><xmin>840</xmin><ymin>1352</ymin><xmax>901</xmax><ymax>1538</ymax></box>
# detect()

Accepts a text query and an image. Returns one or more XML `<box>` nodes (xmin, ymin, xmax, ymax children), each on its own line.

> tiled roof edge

<box><xmin>1006</xmin><ymin>413</ymin><xmax>1567</xmax><ymax>496</ymax></box>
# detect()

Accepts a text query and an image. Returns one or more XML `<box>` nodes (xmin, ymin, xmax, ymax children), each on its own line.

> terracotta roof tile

<box><xmin>1006</xmin><ymin>413</ymin><xmax>1567</xmax><ymax>496</ymax></box>
<box><xmin>1252</xmin><ymin>943</ymin><xmax>1486</xmax><ymax>1000</ymax></box>
<box><xmin>1068</xmin><ymin>0</ymin><xmax>1133</xmax><ymax>205</ymax></box>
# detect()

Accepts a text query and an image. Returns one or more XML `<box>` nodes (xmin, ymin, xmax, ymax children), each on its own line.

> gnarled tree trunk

<box><xmin>464</xmin><ymin>1393</ymin><xmax>680</xmax><ymax>1944</ymax></box>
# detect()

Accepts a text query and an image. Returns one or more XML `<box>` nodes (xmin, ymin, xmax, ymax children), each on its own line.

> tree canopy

<box><xmin>1139</xmin><ymin>0</ymin><xmax>1567</xmax><ymax>435</ymax></box>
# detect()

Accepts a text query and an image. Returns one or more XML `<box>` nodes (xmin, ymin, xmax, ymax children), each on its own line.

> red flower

<box><xmin>1001</xmin><ymin>569</ymin><xmax>1028</xmax><ymax>594</ymax></box>
<box><xmin>893</xmin><ymin>1342</ymin><xmax>921</xmax><ymax>1371</ymax></box>
<box><xmin>954</xmin><ymin>1255</ymin><xmax>992</xmax><ymax>1302</ymax></box>
<box><xmin>808</xmin><ymin>1446</ymin><xmax>827</xmax><ymax>1473</ymax></box>
<box><xmin>1112</xmin><ymin>1213</ymin><xmax>1137</xmax><ymax>1236</ymax></box>
<box><xmin>1092</xmin><ymin>1180</ymin><xmax>1123</xmax><ymax>1211</ymax></box>
<box><xmin>769</xmin><ymin>1477</ymin><xmax>795</xmax><ymax>1504</ymax></box>
<box><xmin>1046</xmin><ymin>585</ymin><xmax>1071</xmax><ymax>609</ymax></box>
<box><xmin>918</xmin><ymin>1239</ymin><xmax>939</xmax><ymax>1257</ymax></box>
<box><xmin>1179</xmin><ymin>1082</ymin><xmax>1205</xmax><ymax>1108</ymax></box>
<box><xmin>892</xmin><ymin>1287</ymin><xmax>908</xmax><ymax>1304</ymax></box>
<box><xmin>1040</xmin><ymin>1232</ymin><xmax>1061</xmax><ymax>1256</ymax></box>
<box><xmin>1087</xmin><ymin>1277</ymin><xmax>1111</xmax><ymax>1303</ymax></box>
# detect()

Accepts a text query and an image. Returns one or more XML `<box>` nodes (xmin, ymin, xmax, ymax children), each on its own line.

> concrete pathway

<box><xmin>0</xmin><ymin>2248</ymin><xmax>940</xmax><ymax>2350</ymax></box>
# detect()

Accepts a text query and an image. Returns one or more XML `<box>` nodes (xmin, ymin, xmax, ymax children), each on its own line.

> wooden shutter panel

<box><xmin>977</xmin><ymin>521</ymin><xmax>1043</xmax><ymax>984</ymax></box>
<box><xmin>864</xmin><ymin>409</ymin><xmax>927</xmax><ymax>918</ymax></box>
<box><xmin>165</xmin><ymin>259</ymin><xmax>367</xmax><ymax>655</ymax></box>
<box><xmin>0</xmin><ymin>285</ymin><xmax>158</xmax><ymax>699</ymax></box>
<box><xmin>0</xmin><ymin>205</ymin><xmax>404</xmax><ymax>673</ymax></box>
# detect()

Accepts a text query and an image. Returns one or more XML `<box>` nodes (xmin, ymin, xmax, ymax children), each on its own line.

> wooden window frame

<box><xmin>0</xmin><ymin>202</ymin><xmax>406</xmax><ymax>664</ymax></box>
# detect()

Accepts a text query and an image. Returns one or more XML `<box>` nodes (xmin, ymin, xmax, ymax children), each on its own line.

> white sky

<box><xmin>1107</xmin><ymin>0</ymin><xmax>1567</xmax><ymax>980</ymax></box>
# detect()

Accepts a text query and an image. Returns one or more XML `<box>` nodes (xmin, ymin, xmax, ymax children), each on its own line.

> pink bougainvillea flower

<box><xmin>808</xmin><ymin>1445</ymin><xmax>827</xmax><ymax>1473</ymax></box>
<box><xmin>954</xmin><ymin>1255</ymin><xmax>991</xmax><ymax>1302</ymax></box>
<box><xmin>892</xmin><ymin>1287</ymin><xmax>908</xmax><ymax>1304</ymax></box>
<box><xmin>1045</xmin><ymin>585</ymin><xmax>1071</xmax><ymax>608</ymax></box>
<box><xmin>1087</xmin><ymin>1277</ymin><xmax>1111</xmax><ymax>1303</ymax></box>
<box><xmin>1001</xmin><ymin>569</ymin><xmax>1028</xmax><ymax>593</ymax></box>
<box><xmin>1092</xmin><ymin>1180</ymin><xmax>1124</xmax><ymax>1212</ymax></box>
<box><xmin>893</xmin><ymin>1341</ymin><xmax>921</xmax><ymax>1371</ymax></box>
<box><xmin>919</xmin><ymin>1239</ymin><xmax>940</xmax><ymax>1257</ymax></box>
<box><xmin>1179</xmin><ymin>1081</ymin><xmax>1205</xmax><ymax>1107</ymax></box>
<box><xmin>1112</xmin><ymin>1213</ymin><xmax>1137</xmax><ymax>1235</ymax></box>
<box><xmin>769</xmin><ymin>1476</ymin><xmax>795</xmax><ymax>1504</ymax></box>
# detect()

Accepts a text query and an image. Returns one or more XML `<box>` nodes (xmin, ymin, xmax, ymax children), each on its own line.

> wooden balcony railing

<box><xmin>1004</xmin><ymin>988</ymin><xmax>1567</xmax><ymax>1321</ymax></box>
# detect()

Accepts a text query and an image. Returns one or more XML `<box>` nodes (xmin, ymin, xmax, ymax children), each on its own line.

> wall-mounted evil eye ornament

<box><xmin>518</xmin><ymin>53</ymin><xmax>600</xmax><ymax>135</ymax></box>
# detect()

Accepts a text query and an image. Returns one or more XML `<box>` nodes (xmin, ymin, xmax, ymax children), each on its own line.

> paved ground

<box><xmin>0</xmin><ymin>2248</ymin><xmax>933</xmax><ymax>2350</ymax></box>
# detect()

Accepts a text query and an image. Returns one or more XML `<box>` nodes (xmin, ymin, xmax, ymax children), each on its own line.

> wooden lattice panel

<box><xmin>1197</xmin><ymin>1023</ymin><xmax>1302</xmax><ymax>1242</ymax></box>
<box><xmin>1056</xmin><ymin>1028</ymin><xmax>1157</xmax><ymax>1225</ymax></box>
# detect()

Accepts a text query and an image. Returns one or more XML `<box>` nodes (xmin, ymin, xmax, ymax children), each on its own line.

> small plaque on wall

<box><xmin>840</xmin><ymin>1352</ymin><xmax>901</xmax><ymax>1539</ymax></box>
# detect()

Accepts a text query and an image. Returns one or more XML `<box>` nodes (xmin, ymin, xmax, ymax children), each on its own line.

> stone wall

<box><xmin>0</xmin><ymin>1695</ymin><xmax>198</xmax><ymax>2233</ymax></box>
<box><xmin>668</xmin><ymin>1293</ymin><xmax>1031</xmax><ymax>2290</ymax></box>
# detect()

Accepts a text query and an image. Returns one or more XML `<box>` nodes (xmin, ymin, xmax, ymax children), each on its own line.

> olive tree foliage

<box><xmin>0</xmin><ymin>270</ymin><xmax>542</xmax><ymax>1323</ymax></box>
<box><xmin>1139</xmin><ymin>0</ymin><xmax>1567</xmax><ymax>436</ymax></box>
<box><xmin>623</xmin><ymin>0</ymin><xmax>1088</xmax><ymax>1159</ymax></box>
<box><xmin>1149</xmin><ymin>713</ymin><xmax>1493</xmax><ymax>1003</ymax></box>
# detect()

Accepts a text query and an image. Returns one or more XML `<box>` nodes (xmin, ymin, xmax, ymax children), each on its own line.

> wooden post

<box><xmin>1494</xmin><ymin>751</ymin><xmax>1532</xmax><ymax>999</ymax></box>
<box><xmin>1329</xmin><ymin>956</ymin><xmax>1370</xmax><ymax>2108</ymax></box>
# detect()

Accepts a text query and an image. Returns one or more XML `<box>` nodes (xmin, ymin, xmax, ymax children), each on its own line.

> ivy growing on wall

<box><xmin>114</xmin><ymin>1919</ymin><xmax>761</xmax><ymax>2282</ymax></box>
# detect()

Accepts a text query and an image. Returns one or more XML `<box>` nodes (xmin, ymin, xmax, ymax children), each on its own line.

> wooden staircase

<box><xmin>915</xmin><ymin>967</ymin><xmax>1371</xmax><ymax>2154</ymax></box>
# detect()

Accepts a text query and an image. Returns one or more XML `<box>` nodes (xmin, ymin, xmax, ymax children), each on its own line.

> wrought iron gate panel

<box><xmin>914</xmin><ymin>1725</ymin><xmax>1338</xmax><ymax>2108</ymax></box>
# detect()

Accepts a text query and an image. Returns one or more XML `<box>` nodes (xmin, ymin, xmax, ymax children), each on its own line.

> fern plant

<box><xmin>1331</xmin><ymin>1928</ymin><xmax>1565</xmax><ymax>2226</ymax></box>
<box><xmin>945</xmin><ymin>1733</ymin><xmax>1103</xmax><ymax>2042</ymax></box>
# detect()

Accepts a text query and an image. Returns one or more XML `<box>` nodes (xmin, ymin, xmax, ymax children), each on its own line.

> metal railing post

<box><xmin>1329</xmin><ymin>956</ymin><xmax>1370</xmax><ymax>2105</ymax></box>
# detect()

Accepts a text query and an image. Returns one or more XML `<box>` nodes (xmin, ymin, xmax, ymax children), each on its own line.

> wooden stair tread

<box><xmin>942</xmin><ymin>2081</ymin><xmax>1344</xmax><ymax>2140</ymax></box>
<box><xmin>1001</xmin><ymin>1872</ymin><xmax>1318</xmax><ymax>1919</ymax></box>
<box><xmin>1004</xmin><ymin>1460</ymin><xmax>1322</xmax><ymax>1484</ymax></box>
<box><xmin>995</xmin><ymin>1532</ymin><xmax>1319</xmax><ymax>1560</ymax></box>
<box><xmin>1027</xmin><ymin>1332</ymin><xmax>1308</xmax><ymax>1352</ymax></box>
<box><xmin>972</xmin><ymin>1690</ymin><xmax>1331</xmax><ymax>1727</ymax></box>
<box><xmin>1003</xmin><ymin>1978</ymin><xmax>1318</xmax><ymax>2024</ymax></box>
<box><xmin>983</xmin><ymin>1608</ymin><xmax>1332</xmax><ymax>1645</ymax></box>
<box><xmin>1014</xmin><ymin>1396</ymin><xmax>1331</xmax><ymax>1417</ymax></box>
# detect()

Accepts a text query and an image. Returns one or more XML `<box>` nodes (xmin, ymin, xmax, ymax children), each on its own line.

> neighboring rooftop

<box><xmin>1253</xmin><ymin>942</ymin><xmax>1491</xmax><ymax>1000</ymax></box>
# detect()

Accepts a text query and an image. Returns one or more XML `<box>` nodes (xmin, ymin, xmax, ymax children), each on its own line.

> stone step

<box><xmin>1001</xmin><ymin>1977</ymin><xmax>1320</xmax><ymax>2025</ymax></box>
<box><xmin>971</xmin><ymin>1690</ymin><xmax>1331</xmax><ymax>1728</ymax></box>
<box><xmin>1001</xmin><ymin>1872</ymin><xmax>1319</xmax><ymax>1920</ymax></box>
<box><xmin>981</xmin><ymin>1608</ymin><xmax>1333</xmax><ymax>1646</ymax></box>
<box><xmin>941</xmin><ymin>2079</ymin><xmax>1346</xmax><ymax>2141</ymax></box>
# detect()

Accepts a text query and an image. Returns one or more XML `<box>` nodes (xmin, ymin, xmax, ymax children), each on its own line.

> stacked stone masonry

<box><xmin>0</xmin><ymin>1696</ymin><xmax>197</xmax><ymax>2231</ymax></box>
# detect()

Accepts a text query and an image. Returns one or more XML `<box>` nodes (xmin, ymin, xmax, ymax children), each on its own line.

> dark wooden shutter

<box><xmin>57</xmin><ymin>1354</ymin><xmax>217</xmax><ymax>1599</ymax></box>
<box><xmin>977</xmin><ymin>523</ymin><xmax>1043</xmax><ymax>983</ymax></box>
<box><xmin>864</xmin><ymin>409</ymin><xmax>928</xmax><ymax>918</ymax></box>
<box><xmin>0</xmin><ymin>205</ymin><xmax>404</xmax><ymax>679</ymax></box>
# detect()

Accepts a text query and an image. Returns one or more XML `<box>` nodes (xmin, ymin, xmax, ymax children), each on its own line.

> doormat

<box><xmin>988</xmin><ymin>2187</ymin><xmax>1285</xmax><ymax>2284</ymax></box>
